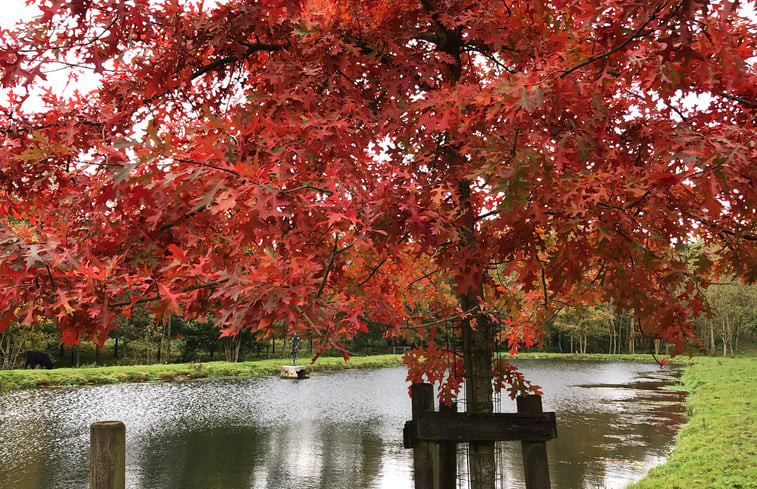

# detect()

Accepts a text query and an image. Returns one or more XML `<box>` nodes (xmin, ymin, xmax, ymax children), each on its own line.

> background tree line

<box><xmin>2</xmin><ymin>279</ymin><xmax>754</xmax><ymax>370</ymax></box>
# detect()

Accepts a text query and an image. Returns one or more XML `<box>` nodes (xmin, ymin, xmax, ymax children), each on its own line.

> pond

<box><xmin>0</xmin><ymin>360</ymin><xmax>685</xmax><ymax>489</ymax></box>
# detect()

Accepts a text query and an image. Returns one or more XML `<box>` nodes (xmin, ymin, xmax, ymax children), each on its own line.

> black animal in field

<box><xmin>24</xmin><ymin>350</ymin><xmax>54</xmax><ymax>369</ymax></box>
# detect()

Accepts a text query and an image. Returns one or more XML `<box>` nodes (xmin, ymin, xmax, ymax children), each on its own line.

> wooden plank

<box><xmin>411</xmin><ymin>384</ymin><xmax>439</xmax><ymax>489</ymax></box>
<box><xmin>518</xmin><ymin>395</ymin><xmax>552</xmax><ymax>489</ymax></box>
<box><xmin>414</xmin><ymin>412</ymin><xmax>557</xmax><ymax>442</ymax></box>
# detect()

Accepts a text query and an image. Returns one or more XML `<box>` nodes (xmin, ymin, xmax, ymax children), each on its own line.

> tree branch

<box><xmin>359</xmin><ymin>256</ymin><xmax>388</xmax><ymax>286</ymax></box>
<box><xmin>315</xmin><ymin>236</ymin><xmax>354</xmax><ymax>298</ymax></box>
<box><xmin>280</xmin><ymin>183</ymin><xmax>334</xmax><ymax>196</ymax></box>
<box><xmin>168</xmin><ymin>157</ymin><xmax>242</xmax><ymax>178</ymax></box>
<box><xmin>720</xmin><ymin>93</ymin><xmax>757</xmax><ymax>108</ymax></box>
<box><xmin>402</xmin><ymin>307</ymin><xmax>479</xmax><ymax>330</ymax></box>
<box><xmin>408</xmin><ymin>267</ymin><xmax>441</xmax><ymax>287</ymax></box>
<box><xmin>191</xmin><ymin>41</ymin><xmax>288</xmax><ymax>80</ymax></box>
<box><xmin>560</xmin><ymin>7</ymin><xmax>662</xmax><ymax>78</ymax></box>
<box><xmin>110</xmin><ymin>278</ymin><xmax>230</xmax><ymax>307</ymax></box>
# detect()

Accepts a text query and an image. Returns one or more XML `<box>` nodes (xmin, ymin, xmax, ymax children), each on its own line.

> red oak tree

<box><xmin>1</xmin><ymin>0</ymin><xmax>755</xmax><ymax>485</ymax></box>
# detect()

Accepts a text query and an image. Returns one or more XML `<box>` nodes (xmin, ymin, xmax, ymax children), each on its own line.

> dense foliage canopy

<box><xmin>1</xmin><ymin>0</ymin><xmax>755</xmax><ymax>401</ymax></box>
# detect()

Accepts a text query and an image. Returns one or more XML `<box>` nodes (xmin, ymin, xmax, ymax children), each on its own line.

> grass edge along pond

<box><xmin>628</xmin><ymin>356</ymin><xmax>757</xmax><ymax>489</ymax></box>
<box><xmin>0</xmin><ymin>354</ymin><xmax>406</xmax><ymax>391</ymax></box>
<box><xmin>0</xmin><ymin>352</ymin><xmax>677</xmax><ymax>392</ymax></box>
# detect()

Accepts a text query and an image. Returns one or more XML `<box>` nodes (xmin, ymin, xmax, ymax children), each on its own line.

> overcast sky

<box><xmin>2</xmin><ymin>1</ymin><xmax>37</xmax><ymax>28</ymax></box>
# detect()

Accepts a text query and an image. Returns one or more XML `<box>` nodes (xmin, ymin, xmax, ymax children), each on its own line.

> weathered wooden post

<box><xmin>438</xmin><ymin>402</ymin><xmax>457</xmax><ymax>489</ymax></box>
<box><xmin>405</xmin><ymin>383</ymin><xmax>557</xmax><ymax>489</ymax></box>
<box><xmin>411</xmin><ymin>383</ymin><xmax>439</xmax><ymax>489</ymax></box>
<box><xmin>518</xmin><ymin>395</ymin><xmax>551</xmax><ymax>489</ymax></box>
<box><xmin>90</xmin><ymin>421</ymin><xmax>126</xmax><ymax>489</ymax></box>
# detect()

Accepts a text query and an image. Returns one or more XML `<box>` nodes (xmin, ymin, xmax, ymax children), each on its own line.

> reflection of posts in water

<box><xmin>404</xmin><ymin>384</ymin><xmax>556</xmax><ymax>489</ymax></box>
<box><xmin>291</xmin><ymin>334</ymin><xmax>301</xmax><ymax>366</ymax></box>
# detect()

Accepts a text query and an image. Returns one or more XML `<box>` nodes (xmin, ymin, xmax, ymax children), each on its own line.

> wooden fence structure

<box><xmin>403</xmin><ymin>383</ymin><xmax>558</xmax><ymax>489</ymax></box>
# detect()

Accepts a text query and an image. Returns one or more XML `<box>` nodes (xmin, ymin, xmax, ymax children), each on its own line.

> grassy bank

<box><xmin>0</xmin><ymin>351</ymin><xmax>683</xmax><ymax>392</ymax></box>
<box><xmin>628</xmin><ymin>357</ymin><xmax>757</xmax><ymax>489</ymax></box>
<box><xmin>0</xmin><ymin>354</ymin><xmax>406</xmax><ymax>392</ymax></box>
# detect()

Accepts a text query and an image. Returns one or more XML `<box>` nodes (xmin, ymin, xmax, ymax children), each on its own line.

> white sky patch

<box><xmin>0</xmin><ymin>0</ymin><xmax>226</xmax><ymax>112</ymax></box>
<box><xmin>0</xmin><ymin>1</ymin><xmax>39</xmax><ymax>28</ymax></box>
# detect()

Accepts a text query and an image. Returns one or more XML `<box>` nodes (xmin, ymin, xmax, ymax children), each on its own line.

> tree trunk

<box><xmin>234</xmin><ymin>336</ymin><xmax>242</xmax><ymax>362</ymax></box>
<box><xmin>462</xmin><ymin>311</ymin><xmax>495</xmax><ymax>488</ymax></box>
<box><xmin>608</xmin><ymin>322</ymin><xmax>614</xmax><ymax>354</ymax></box>
<box><xmin>166</xmin><ymin>316</ymin><xmax>172</xmax><ymax>364</ymax></box>
<box><xmin>723</xmin><ymin>318</ymin><xmax>728</xmax><ymax>357</ymax></box>
<box><xmin>457</xmin><ymin>178</ymin><xmax>495</xmax><ymax>489</ymax></box>
<box><xmin>708</xmin><ymin>319</ymin><xmax>716</xmax><ymax>354</ymax></box>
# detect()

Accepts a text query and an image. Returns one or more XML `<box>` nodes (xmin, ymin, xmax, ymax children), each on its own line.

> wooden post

<box><xmin>90</xmin><ymin>421</ymin><xmax>126</xmax><ymax>489</ymax></box>
<box><xmin>412</xmin><ymin>383</ymin><xmax>439</xmax><ymax>489</ymax></box>
<box><xmin>438</xmin><ymin>402</ymin><xmax>457</xmax><ymax>489</ymax></box>
<box><xmin>517</xmin><ymin>396</ymin><xmax>551</xmax><ymax>489</ymax></box>
<box><xmin>405</xmin><ymin>388</ymin><xmax>556</xmax><ymax>489</ymax></box>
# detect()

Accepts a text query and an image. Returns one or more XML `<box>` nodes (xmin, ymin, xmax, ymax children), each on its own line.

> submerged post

<box><xmin>405</xmin><ymin>386</ymin><xmax>556</xmax><ymax>489</ymax></box>
<box><xmin>411</xmin><ymin>383</ymin><xmax>439</xmax><ymax>489</ymax></box>
<box><xmin>517</xmin><ymin>395</ymin><xmax>551</xmax><ymax>489</ymax></box>
<box><xmin>438</xmin><ymin>401</ymin><xmax>457</xmax><ymax>489</ymax></box>
<box><xmin>90</xmin><ymin>421</ymin><xmax>126</xmax><ymax>489</ymax></box>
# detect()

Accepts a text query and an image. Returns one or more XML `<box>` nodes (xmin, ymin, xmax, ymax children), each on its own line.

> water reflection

<box><xmin>508</xmin><ymin>360</ymin><xmax>686</xmax><ymax>489</ymax></box>
<box><xmin>0</xmin><ymin>361</ymin><xmax>684</xmax><ymax>489</ymax></box>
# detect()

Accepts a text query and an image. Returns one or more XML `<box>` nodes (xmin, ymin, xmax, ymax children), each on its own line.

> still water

<box><xmin>0</xmin><ymin>360</ymin><xmax>685</xmax><ymax>489</ymax></box>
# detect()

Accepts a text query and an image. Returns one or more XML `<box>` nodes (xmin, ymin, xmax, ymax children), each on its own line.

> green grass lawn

<box><xmin>628</xmin><ymin>357</ymin><xmax>757</xmax><ymax>489</ymax></box>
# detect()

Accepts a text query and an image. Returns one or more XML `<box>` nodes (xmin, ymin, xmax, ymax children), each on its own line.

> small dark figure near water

<box><xmin>24</xmin><ymin>350</ymin><xmax>53</xmax><ymax>369</ymax></box>
<box><xmin>291</xmin><ymin>333</ymin><xmax>302</xmax><ymax>366</ymax></box>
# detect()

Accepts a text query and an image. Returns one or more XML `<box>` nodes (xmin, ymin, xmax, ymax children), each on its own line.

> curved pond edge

<box><xmin>627</xmin><ymin>357</ymin><xmax>756</xmax><ymax>489</ymax></box>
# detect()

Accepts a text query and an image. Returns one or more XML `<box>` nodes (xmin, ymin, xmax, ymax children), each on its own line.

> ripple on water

<box><xmin>0</xmin><ymin>363</ymin><xmax>685</xmax><ymax>489</ymax></box>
